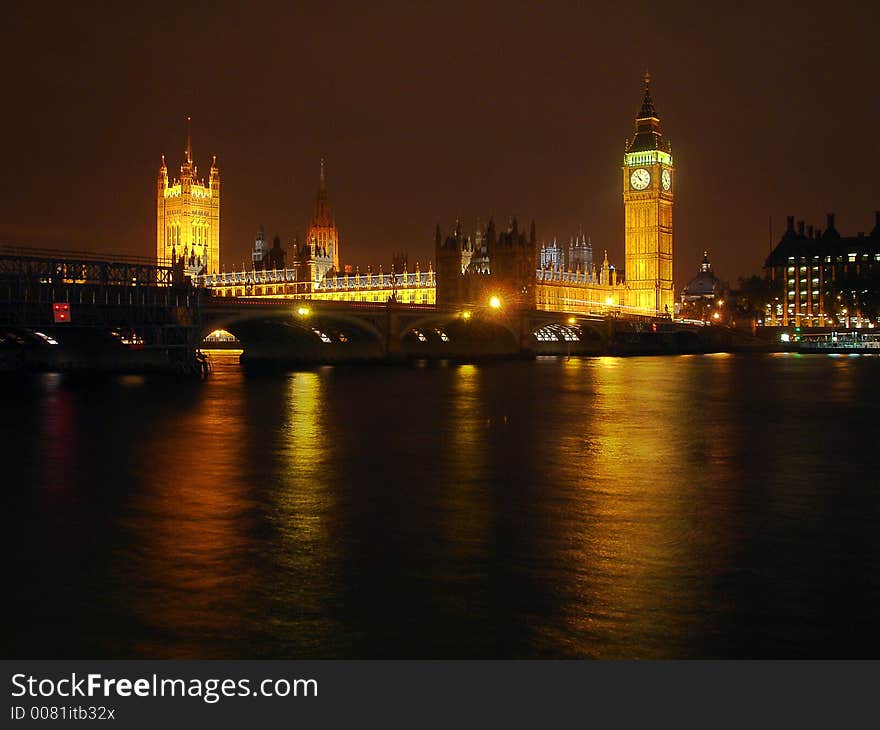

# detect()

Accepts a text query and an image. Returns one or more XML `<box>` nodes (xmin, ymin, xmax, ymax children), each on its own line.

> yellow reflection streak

<box><xmin>267</xmin><ymin>371</ymin><xmax>338</xmax><ymax>641</ymax></box>
<box><xmin>438</xmin><ymin>364</ymin><xmax>491</xmax><ymax>565</ymax></box>
<box><xmin>124</xmin><ymin>355</ymin><xmax>255</xmax><ymax>657</ymax></box>
<box><xmin>554</xmin><ymin>356</ymin><xmax>737</xmax><ymax>657</ymax></box>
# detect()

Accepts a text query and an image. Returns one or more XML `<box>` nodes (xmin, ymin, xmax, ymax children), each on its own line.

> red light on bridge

<box><xmin>53</xmin><ymin>302</ymin><xmax>71</xmax><ymax>323</ymax></box>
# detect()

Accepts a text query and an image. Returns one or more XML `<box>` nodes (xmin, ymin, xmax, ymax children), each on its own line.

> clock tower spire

<box><xmin>623</xmin><ymin>71</ymin><xmax>674</xmax><ymax>315</ymax></box>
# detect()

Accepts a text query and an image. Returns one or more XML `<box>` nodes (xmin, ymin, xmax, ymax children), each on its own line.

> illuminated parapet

<box><xmin>197</xmin><ymin>264</ymin><xmax>436</xmax><ymax>304</ymax></box>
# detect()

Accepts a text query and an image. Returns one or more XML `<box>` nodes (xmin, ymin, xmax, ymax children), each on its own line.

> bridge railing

<box><xmin>0</xmin><ymin>246</ymin><xmax>176</xmax><ymax>287</ymax></box>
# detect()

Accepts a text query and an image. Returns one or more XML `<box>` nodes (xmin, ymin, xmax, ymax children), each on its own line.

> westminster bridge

<box><xmin>0</xmin><ymin>247</ymin><xmax>729</xmax><ymax>374</ymax></box>
<box><xmin>197</xmin><ymin>296</ymin><xmax>724</xmax><ymax>367</ymax></box>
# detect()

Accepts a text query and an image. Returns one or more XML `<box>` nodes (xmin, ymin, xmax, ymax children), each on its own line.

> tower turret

<box><xmin>158</xmin><ymin>154</ymin><xmax>168</xmax><ymax>189</ymax></box>
<box><xmin>305</xmin><ymin>157</ymin><xmax>339</xmax><ymax>276</ymax></box>
<box><xmin>623</xmin><ymin>71</ymin><xmax>674</xmax><ymax>315</ymax></box>
<box><xmin>156</xmin><ymin>117</ymin><xmax>221</xmax><ymax>275</ymax></box>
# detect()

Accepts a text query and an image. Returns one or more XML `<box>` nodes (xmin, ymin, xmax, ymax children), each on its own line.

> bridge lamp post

<box><xmin>488</xmin><ymin>295</ymin><xmax>502</xmax><ymax>310</ymax></box>
<box><xmin>567</xmin><ymin>316</ymin><xmax>576</xmax><ymax>325</ymax></box>
<box><xmin>297</xmin><ymin>306</ymin><xmax>311</xmax><ymax>317</ymax></box>
<box><xmin>461</xmin><ymin>310</ymin><xmax>472</xmax><ymax>321</ymax></box>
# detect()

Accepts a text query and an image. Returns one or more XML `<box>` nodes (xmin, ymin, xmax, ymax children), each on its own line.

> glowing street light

<box><xmin>461</xmin><ymin>310</ymin><xmax>472</xmax><ymax>320</ymax></box>
<box><xmin>488</xmin><ymin>295</ymin><xmax>501</xmax><ymax>310</ymax></box>
<box><xmin>604</xmin><ymin>297</ymin><xmax>614</xmax><ymax>306</ymax></box>
<box><xmin>567</xmin><ymin>316</ymin><xmax>576</xmax><ymax>325</ymax></box>
<box><xmin>297</xmin><ymin>306</ymin><xmax>310</xmax><ymax>316</ymax></box>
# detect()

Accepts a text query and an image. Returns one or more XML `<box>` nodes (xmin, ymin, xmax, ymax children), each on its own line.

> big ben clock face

<box><xmin>661</xmin><ymin>169</ymin><xmax>671</xmax><ymax>191</ymax></box>
<box><xmin>630</xmin><ymin>168</ymin><xmax>651</xmax><ymax>190</ymax></box>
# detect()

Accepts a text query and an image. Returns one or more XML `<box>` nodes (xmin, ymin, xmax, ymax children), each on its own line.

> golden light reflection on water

<box><xmin>543</xmin><ymin>356</ymin><xmax>742</xmax><ymax>657</ymax></box>
<box><xmin>438</xmin><ymin>364</ymin><xmax>491</xmax><ymax>565</ymax></box>
<box><xmin>123</xmin><ymin>352</ymin><xmax>257</xmax><ymax>658</ymax></box>
<box><xmin>273</xmin><ymin>371</ymin><xmax>335</xmax><ymax>574</ymax></box>
<box><xmin>15</xmin><ymin>352</ymin><xmax>880</xmax><ymax>658</ymax></box>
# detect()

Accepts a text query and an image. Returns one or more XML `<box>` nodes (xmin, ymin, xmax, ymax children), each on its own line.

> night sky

<box><xmin>1</xmin><ymin>1</ymin><xmax>877</xmax><ymax>286</ymax></box>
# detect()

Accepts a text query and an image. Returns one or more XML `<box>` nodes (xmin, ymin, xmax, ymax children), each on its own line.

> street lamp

<box><xmin>297</xmin><ymin>306</ymin><xmax>310</xmax><ymax>316</ymax></box>
<box><xmin>489</xmin><ymin>295</ymin><xmax>501</xmax><ymax>310</ymax></box>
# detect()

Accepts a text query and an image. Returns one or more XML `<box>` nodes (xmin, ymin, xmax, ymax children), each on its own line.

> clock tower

<box><xmin>623</xmin><ymin>72</ymin><xmax>674</xmax><ymax>315</ymax></box>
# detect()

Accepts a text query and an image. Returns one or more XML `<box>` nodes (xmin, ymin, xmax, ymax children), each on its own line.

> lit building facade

<box><xmin>539</xmin><ymin>232</ymin><xmax>593</xmax><ymax>273</ymax></box>
<box><xmin>200</xmin><ymin>163</ymin><xmax>436</xmax><ymax>304</ymax></box>
<box><xmin>195</xmin><ymin>75</ymin><xmax>674</xmax><ymax>316</ymax></box>
<box><xmin>623</xmin><ymin>72</ymin><xmax>674</xmax><ymax>316</ymax></box>
<box><xmin>303</xmin><ymin>158</ymin><xmax>339</xmax><ymax>278</ymax></box>
<box><xmin>535</xmin><ymin>248</ymin><xmax>626</xmax><ymax>314</ymax></box>
<box><xmin>157</xmin><ymin>119</ymin><xmax>220</xmax><ymax>276</ymax></box>
<box><xmin>765</xmin><ymin>212</ymin><xmax>880</xmax><ymax>326</ymax></box>
<box><xmin>435</xmin><ymin>217</ymin><xmax>538</xmax><ymax>307</ymax></box>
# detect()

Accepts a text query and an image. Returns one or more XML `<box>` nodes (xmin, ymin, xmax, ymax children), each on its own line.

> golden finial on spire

<box><xmin>644</xmin><ymin>68</ymin><xmax>651</xmax><ymax>89</ymax></box>
<box><xmin>185</xmin><ymin>115</ymin><xmax>192</xmax><ymax>163</ymax></box>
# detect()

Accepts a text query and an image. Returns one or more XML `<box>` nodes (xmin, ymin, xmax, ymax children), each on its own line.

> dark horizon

<box><xmin>1</xmin><ymin>1</ymin><xmax>877</xmax><ymax>287</ymax></box>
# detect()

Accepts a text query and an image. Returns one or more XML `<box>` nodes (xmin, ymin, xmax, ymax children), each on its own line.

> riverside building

<box><xmin>765</xmin><ymin>213</ymin><xmax>880</xmax><ymax>327</ymax></box>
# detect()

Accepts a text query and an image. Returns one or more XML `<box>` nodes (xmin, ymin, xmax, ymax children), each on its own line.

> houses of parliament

<box><xmin>175</xmin><ymin>75</ymin><xmax>675</xmax><ymax>317</ymax></box>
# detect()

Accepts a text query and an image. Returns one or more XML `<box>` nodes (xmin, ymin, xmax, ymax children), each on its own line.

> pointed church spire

<box><xmin>627</xmin><ymin>71</ymin><xmax>664</xmax><ymax>153</ymax></box>
<box><xmin>185</xmin><ymin>116</ymin><xmax>192</xmax><ymax>163</ymax></box>
<box><xmin>312</xmin><ymin>157</ymin><xmax>331</xmax><ymax>224</ymax></box>
<box><xmin>306</xmin><ymin>156</ymin><xmax>338</xmax><ymax>273</ymax></box>
<box><xmin>639</xmin><ymin>69</ymin><xmax>656</xmax><ymax>119</ymax></box>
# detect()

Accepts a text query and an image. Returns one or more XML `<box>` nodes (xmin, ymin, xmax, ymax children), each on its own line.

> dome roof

<box><xmin>682</xmin><ymin>251</ymin><xmax>721</xmax><ymax>298</ymax></box>
<box><xmin>683</xmin><ymin>270</ymin><xmax>720</xmax><ymax>297</ymax></box>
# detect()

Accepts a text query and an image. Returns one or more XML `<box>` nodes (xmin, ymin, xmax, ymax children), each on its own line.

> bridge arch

<box><xmin>527</xmin><ymin>315</ymin><xmax>608</xmax><ymax>355</ymax></box>
<box><xmin>200</xmin><ymin>303</ymin><xmax>387</xmax><ymax>366</ymax></box>
<box><xmin>398</xmin><ymin>311</ymin><xmax>521</xmax><ymax>357</ymax></box>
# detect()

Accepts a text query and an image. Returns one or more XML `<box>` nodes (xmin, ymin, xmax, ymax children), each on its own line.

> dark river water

<box><xmin>5</xmin><ymin>352</ymin><xmax>880</xmax><ymax>658</ymax></box>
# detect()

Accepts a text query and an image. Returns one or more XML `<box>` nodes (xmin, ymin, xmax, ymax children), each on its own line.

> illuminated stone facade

<box><xmin>156</xmin><ymin>119</ymin><xmax>220</xmax><ymax>276</ymax></box>
<box><xmin>197</xmin><ymin>75</ymin><xmax>674</xmax><ymax>316</ymax></box>
<box><xmin>302</xmin><ymin>158</ymin><xmax>339</xmax><ymax>278</ymax></box>
<box><xmin>536</xmin><ymin>248</ymin><xmax>626</xmax><ymax>315</ymax></box>
<box><xmin>200</xmin><ymin>163</ymin><xmax>436</xmax><ymax>304</ymax></box>
<box><xmin>434</xmin><ymin>218</ymin><xmax>626</xmax><ymax>315</ymax></box>
<box><xmin>199</xmin><ymin>266</ymin><xmax>436</xmax><ymax>304</ymax></box>
<box><xmin>435</xmin><ymin>217</ymin><xmax>538</xmax><ymax>308</ymax></box>
<box><xmin>539</xmin><ymin>232</ymin><xmax>593</xmax><ymax>273</ymax></box>
<box><xmin>623</xmin><ymin>72</ymin><xmax>674</xmax><ymax>316</ymax></box>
